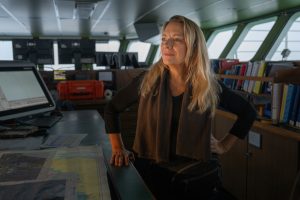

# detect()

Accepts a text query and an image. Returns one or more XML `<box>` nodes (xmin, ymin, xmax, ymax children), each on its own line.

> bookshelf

<box><xmin>218</xmin><ymin>67</ymin><xmax>300</xmax><ymax>83</ymax></box>
<box><xmin>218</xmin><ymin>74</ymin><xmax>273</xmax><ymax>82</ymax></box>
<box><xmin>218</xmin><ymin>66</ymin><xmax>300</xmax><ymax>125</ymax></box>
<box><xmin>217</xmin><ymin>109</ymin><xmax>300</xmax><ymax>141</ymax></box>
<box><xmin>214</xmin><ymin>62</ymin><xmax>300</xmax><ymax>200</ymax></box>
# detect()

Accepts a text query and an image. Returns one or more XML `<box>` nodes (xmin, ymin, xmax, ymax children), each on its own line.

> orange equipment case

<box><xmin>57</xmin><ymin>80</ymin><xmax>104</xmax><ymax>100</ymax></box>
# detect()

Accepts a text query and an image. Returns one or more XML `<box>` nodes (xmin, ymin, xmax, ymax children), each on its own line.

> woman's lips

<box><xmin>163</xmin><ymin>53</ymin><xmax>174</xmax><ymax>56</ymax></box>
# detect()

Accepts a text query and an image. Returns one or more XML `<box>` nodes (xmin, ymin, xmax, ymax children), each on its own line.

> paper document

<box><xmin>41</xmin><ymin>134</ymin><xmax>87</xmax><ymax>148</ymax></box>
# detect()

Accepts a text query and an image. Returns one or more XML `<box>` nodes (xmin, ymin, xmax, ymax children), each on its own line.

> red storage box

<box><xmin>57</xmin><ymin>80</ymin><xmax>104</xmax><ymax>100</ymax></box>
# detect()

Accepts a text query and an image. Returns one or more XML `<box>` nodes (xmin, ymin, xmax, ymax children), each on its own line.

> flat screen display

<box><xmin>0</xmin><ymin>61</ymin><xmax>56</xmax><ymax>121</ymax></box>
<box><xmin>12</xmin><ymin>39</ymin><xmax>54</xmax><ymax>65</ymax></box>
<box><xmin>98</xmin><ymin>71</ymin><xmax>113</xmax><ymax>81</ymax></box>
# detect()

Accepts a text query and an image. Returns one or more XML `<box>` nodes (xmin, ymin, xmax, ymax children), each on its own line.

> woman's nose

<box><xmin>163</xmin><ymin>38</ymin><xmax>174</xmax><ymax>48</ymax></box>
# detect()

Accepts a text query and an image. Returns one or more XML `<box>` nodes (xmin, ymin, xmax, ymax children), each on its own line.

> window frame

<box><xmin>206</xmin><ymin>26</ymin><xmax>236</xmax><ymax>59</ymax></box>
<box><xmin>266</xmin><ymin>12</ymin><xmax>300</xmax><ymax>61</ymax></box>
<box><xmin>0</xmin><ymin>40</ymin><xmax>13</xmax><ymax>61</ymax></box>
<box><xmin>95</xmin><ymin>40</ymin><xmax>120</xmax><ymax>52</ymax></box>
<box><xmin>126</xmin><ymin>40</ymin><xmax>152</xmax><ymax>63</ymax></box>
<box><xmin>227</xmin><ymin>17</ymin><xmax>277</xmax><ymax>61</ymax></box>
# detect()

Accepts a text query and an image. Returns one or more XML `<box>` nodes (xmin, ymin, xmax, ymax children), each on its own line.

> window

<box><xmin>229</xmin><ymin>18</ymin><xmax>276</xmax><ymax>61</ymax></box>
<box><xmin>0</xmin><ymin>41</ymin><xmax>13</xmax><ymax>60</ymax></box>
<box><xmin>268</xmin><ymin>14</ymin><xmax>300</xmax><ymax>61</ymax></box>
<box><xmin>127</xmin><ymin>41</ymin><xmax>151</xmax><ymax>62</ymax></box>
<box><xmin>207</xmin><ymin>27</ymin><xmax>236</xmax><ymax>59</ymax></box>
<box><xmin>96</xmin><ymin>40</ymin><xmax>120</xmax><ymax>52</ymax></box>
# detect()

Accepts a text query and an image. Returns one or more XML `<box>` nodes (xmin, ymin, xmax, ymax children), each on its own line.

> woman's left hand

<box><xmin>210</xmin><ymin>136</ymin><xmax>227</xmax><ymax>155</ymax></box>
<box><xmin>211</xmin><ymin>134</ymin><xmax>238</xmax><ymax>155</ymax></box>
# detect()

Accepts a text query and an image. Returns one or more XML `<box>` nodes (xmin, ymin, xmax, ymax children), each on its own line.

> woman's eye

<box><xmin>174</xmin><ymin>38</ymin><xmax>183</xmax><ymax>42</ymax></box>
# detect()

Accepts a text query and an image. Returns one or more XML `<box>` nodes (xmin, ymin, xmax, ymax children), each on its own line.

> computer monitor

<box><xmin>98</xmin><ymin>71</ymin><xmax>113</xmax><ymax>81</ymax></box>
<box><xmin>0</xmin><ymin>61</ymin><xmax>56</xmax><ymax>121</ymax></box>
<box><xmin>96</xmin><ymin>52</ymin><xmax>119</xmax><ymax>69</ymax></box>
<box><xmin>96</xmin><ymin>52</ymin><xmax>140</xmax><ymax>69</ymax></box>
<box><xmin>96</xmin><ymin>52</ymin><xmax>109</xmax><ymax>66</ymax></box>
<box><xmin>98</xmin><ymin>71</ymin><xmax>115</xmax><ymax>90</ymax></box>
<box><xmin>12</xmin><ymin>39</ymin><xmax>54</xmax><ymax>65</ymax></box>
<box><xmin>58</xmin><ymin>39</ymin><xmax>96</xmax><ymax>70</ymax></box>
<box><xmin>121</xmin><ymin>52</ymin><xmax>139</xmax><ymax>68</ymax></box>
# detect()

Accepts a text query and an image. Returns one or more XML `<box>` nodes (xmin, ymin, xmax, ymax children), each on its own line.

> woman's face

<box><xmin>161</xmin><ymin>21</ymin><xmax>187</xmax><ymax>69</ymax></box>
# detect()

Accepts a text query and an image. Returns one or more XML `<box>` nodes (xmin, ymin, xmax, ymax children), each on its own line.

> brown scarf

<box><xmin>133</xmin><ymin>70</ymin><xmax>212</xmax><ymax>163</ymax></box>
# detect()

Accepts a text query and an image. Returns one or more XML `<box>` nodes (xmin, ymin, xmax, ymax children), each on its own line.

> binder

<box><xmin>282</xmin><ymin>84</ymin><xmax>297</xmax><ymax>123</ymax></box>
<box><xmin>289</xmin><ymin>85</ymin><xmax>300</xmax><ymax>126</ymax></box>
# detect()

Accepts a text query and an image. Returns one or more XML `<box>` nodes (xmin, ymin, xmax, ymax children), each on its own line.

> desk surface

<box><xmin>51</xmin><ymin>110</ymin><xmax>153</xmax><ymax>200</ymax></box>
<box><xmin>0</xmin><ymin>110</ymin><xmax>153</xmax><ymax>200</ymax></box>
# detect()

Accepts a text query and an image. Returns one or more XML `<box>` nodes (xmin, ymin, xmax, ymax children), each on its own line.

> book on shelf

<box><xmin>211</xmin><ymin>59</ymin><xmax>220</xmax><ymax>73</ymax></box>
<box><xmin>296</xmin><ymin>102</ymin><xmax>300</xmax><ymax>128</ymax></box>
<box><xmin>253</xmin><ymin>61</ymin><xmax>267</xmax><ymax>94</ymax></box>
<box><xmin>223</xmin><ymin>68</ymin><xmax>236</xmax><ymax>89</ymax></box>
<box><xmin>247</xmin><ymin>61</ymin><xmax>260</xmax><ymax>93</ymax></box>
<box><xmin>289</xmin><ymin>85</ymin><xmax>300</xmax><ymax>126</ymax></box>
<box><xmin>264</xmin><ymin>103</ymin><xmax>272</xmax><ymax>118</ymax></box>
<box><xmin>231</xmin><ymin>65</ymin><xmax>241</xmax><ymax>89</ymax></box>
<box><xmin>242</xmin><ymin>62</ymin><xmax>253</xmax><ymax>92</ymax></box>
<box><xmin>261</xmin><ymin>62</ymin><xmax>273</xmax><ymax>94</ymax></box>
<box><xmin>235</xmin><ymin>63</ymin><xmax>247</xmax><ymax>90</ymax></box>
<box><xmin>271</xmin><ymin>83</ymin><xmax>283</xmax><ymax>124</ymax></box>
<box><xmin>279</xmin><ymin>84</ymin><xmax>289</xmax><ymax>123</ymax></box>
<box><xmin>219</xmin><ymin>59</ymin><xmax>239</xmax><ymax>74</ymax></box>
<box><xmin>283</xmin><ymin>84</ymin><xmax>298</xmax><ymax>124</ymax></box>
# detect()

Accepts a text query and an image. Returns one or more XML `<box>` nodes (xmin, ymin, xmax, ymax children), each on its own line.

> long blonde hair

<box><xmin>140</xmin><ymin>15</ymin><xmax>220</xmax><ymax>115</ymax></box>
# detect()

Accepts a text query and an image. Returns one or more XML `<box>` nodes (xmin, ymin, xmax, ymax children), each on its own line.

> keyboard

<box><xmin>0</xmin><ymin>125</ymin><xmax>40</xmax><ymax>138</ymax></box>
<box><xmin>23</xmin><ymin>115</ymin><xmax>63</xmax><ymax>128</ymax></box>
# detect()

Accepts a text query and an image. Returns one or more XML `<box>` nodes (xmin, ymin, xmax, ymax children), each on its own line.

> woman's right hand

<box><xmin>108</xmin><ymin>133</ymin><xmax>134</xmax><ymax>167</ymax></box>
<box><xmin>110</xmin><ymin>148</ymin><xmax>135</xmax><ymax>167</ymax></box>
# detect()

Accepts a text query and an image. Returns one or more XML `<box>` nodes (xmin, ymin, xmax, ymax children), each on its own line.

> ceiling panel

<box><xmin>91</xmin><ymin>19</ymin><xmax>121</xmax><ymax>37</ymax></box>
<box><xmin>0</xmin><ymin>0</ymin><xmax>299</xmax><ymax>38</ymax></box>
<box><xmin>60</xmin><ymin>19</ymin><xmax>80</xmax><ymax>36</ymax></box>
<box><xmin>1</xmin><ymin>0</ymin><xmax>55</xmax><ymax>18</ymax></box>
<box><xmin>0</xmin><ymin>5</ymin><xmax>9</xmax><ymax>17</ymax></box>
<box><xmin>0</xmin><ymin>18</ymin><xmax>31</xmax><ymax>36</ymax></box>
<box><xmin>55</xmin><ymin>0</ymin><xmax>76</xmax><ymax>19</ymax></box>
<box><xmin>38</xmin><ymin>19</ymin><xmax>60</xmax><ymax>36</ymax></box>
<box><xmin>101</xmin><ymin>0</ymin><xmax>168</xmax><ymax>36</ymax></box>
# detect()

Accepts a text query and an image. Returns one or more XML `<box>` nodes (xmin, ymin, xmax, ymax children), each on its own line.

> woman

<box><xmin>105</xmin><ymin>15</ymin><xmax>256</xmax><ymax>199</ymax></box>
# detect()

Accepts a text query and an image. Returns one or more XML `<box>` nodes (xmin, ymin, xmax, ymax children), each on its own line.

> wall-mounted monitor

<box><xmin>0</xmin><ymin>61</ymin><xmax>56</xmax><ymax>121</ymax></box>
<box><xmin>12</xmin><ymin>39</ymin><xmax>54</xmax><ymax>65</ymax></box>
<box><xmin>58</xmin><ymin>39</ymin><xmax>96</xmax><ymax>70</ymax></box>
<box><xmin>121</xmin><ymin>52</ymin><xmax>139</xmax><ymax>68</ymax></box>
<box><xmin>96</xmin><ymin>52</ymin><xmax>139</xmax><ymax>69</ymax></box>
<box><xmin>96</xmin><ymin>52</ymin><xmax>119</xmax><ymax>69</ymax></box>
